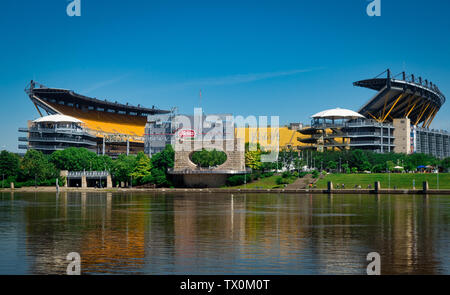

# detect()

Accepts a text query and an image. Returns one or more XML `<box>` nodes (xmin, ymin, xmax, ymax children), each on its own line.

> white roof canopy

<box><xmin>311</xmin><ymin>108</ymin><xmax>366</xmax><ymax>119</ymax></box>
<box><xmin>33</xmin><ymin>114</ymin><xmax>83</xmax><ymax>124</ymax></box>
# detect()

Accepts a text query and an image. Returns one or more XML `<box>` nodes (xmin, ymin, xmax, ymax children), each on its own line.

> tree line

<box><xmin>1</xmin><ymin>145</ymin><xmax>449</xmax><ymax>188</ymax></box>
<box><xmin>246</xmin><ymin>148</ymin><xmax>450</xmax><ymax>173</ymax></box>
<box><xmin>0</xmin><ymin>145</ymin><xmax>174</xmax><ymax>188</ymax></box>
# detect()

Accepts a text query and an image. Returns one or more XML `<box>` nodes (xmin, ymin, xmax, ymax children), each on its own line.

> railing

<box><xmin>28</xmin><ymin>136</ymin><xmax>96</xmax><ymax>145</ymax></box>
<box><xmin>311</xmin><ymin>120</ymin><xmax>393</xmax><ymax>129</ymax></box>
<box><xmin>347</xmin><ymin>132</ymin><xmax>381</xmax><ymax>136</ymax></box>
<box><xmin>67</xmin><ymin>171</ymin><xmax>110</xmax><ymax>178</ymax></box>
<box><xmin>168</xmin><ymin>168</ymin><xmax>251</xmax><ymax>175</ymax></box>
<box><xmin>27</xmin><ymin>127</ymin><xmax>96</xmax><ymax>137</ymax></box>
<box><xmin>28</xmin><ymin>145</ymin><xmax>67</xmax><ymax>151</ymax></box>
<box><xmin>346</xmin><ymin>120</ymin><xmax>393</xmax><ymax>128</ymax></box>
<box><xmin>309</xmin><ymin>131</ymin><xmax>393</xmax><ymax>139</ymax></box>
<box><xmin>18</xmin><ymin>137</ymin><xmax>28</xmax><ymax>142</ymax></box>
<box><xmin>349</xmin><ymin>141</ymin><xmax>394</xmax><ymax>146</ymax></box>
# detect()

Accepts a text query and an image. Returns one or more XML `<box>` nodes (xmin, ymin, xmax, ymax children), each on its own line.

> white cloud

<box><xmin>83</xmin><ymin>74</ymin><xmax>131</xmax><ymax>94</ymax></box>
<box><xmin>177</xmin><ymin>67</ymin><xmax>325</xmax><ymax>87</ymax></box>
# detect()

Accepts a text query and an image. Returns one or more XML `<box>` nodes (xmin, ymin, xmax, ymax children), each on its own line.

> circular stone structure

<box><xmin>168</xmin><ymin>138</ymin><xmax>249</xmax><ymax>188</ymax></box>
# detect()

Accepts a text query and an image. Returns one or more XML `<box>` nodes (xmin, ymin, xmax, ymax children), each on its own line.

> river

<box><xmin>0</xmin><ymin>192</ymin><xmax>449</xmax><ymax>274</ymax></box>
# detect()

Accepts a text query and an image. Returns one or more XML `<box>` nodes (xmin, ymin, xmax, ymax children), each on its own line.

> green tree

<box><xmin>245</xmin><ymin>150</ymin><xmax>262</xmax><ymax>170</ymax></box>
<box><xmin>50</xmin><ymin>147</ymin><xmax>99</xmax><ymax>171</ymax></box>
<box><xmin>440</xmin><ymin>157</ymin><xmax>450</xmax><ymax>172</ymax></box>
<box><xmin>191</xmin><ymin>149</ymin><xmax>227</xmax><ymax>167</ymax></box>
<box><xmin>131</xmin><ymin>152</ymin><xmax>152</xmax><ymax>185</ymax></box>
<box><xmin>0</xmin><ymin>150</ymin><xmax>20</xmax><ymax>179</ymax></box>
<box><xmin>342</xmin><ymin>163</ymin><xmax>350</xmax><ymax>174</ymax></box>
<box><xmin>20</xmin><ymin>150</ymin><xmax>58</xmax><ymax>182</ymax></box>
<box><xmin>350</xmin><ymin>150</ymin><xmax>369</xmax><ymax>171</ymax></box>
<box><xmin>327</xmin><ymin>160</ymin><xmax>337</xmax><ymax>170</ymax></box>
<box><xmin>361</xmin><ymin>161</ymin><xmax>372</xmax><ymax>171</ymax></box>
<box><xmin>112</xmin><ymin>154</ymin><xmax>136</xmax><ymax>184</ymax></box>
<box><xmin>150</xmin><ymin>145</ymin><xmax>175</xmax><ymax>187</ymax></box>
<box><xmin>385</xmin><ymin>160</ymin><xmax>395</xmax><ymax>172</ymax></box>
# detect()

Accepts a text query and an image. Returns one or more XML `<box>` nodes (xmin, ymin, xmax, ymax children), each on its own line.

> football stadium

<box><xmin>19</xmin><ymin>69</ymin><xmax>450</xmax><ymax>159</ymax></box>
<box><xmin>295</xmin><ymin>69</ymin><xmax>450</xmax><ymax>158</ymax></box>
<box><xmin>354</xmin><ymin>69</ymin><xmax>445</xmax><ymax>127</ymax></box>
<box><xmin>19</xmin><ymin>81</ymin><xmax>170</xmax><ymax>157</ymax></box>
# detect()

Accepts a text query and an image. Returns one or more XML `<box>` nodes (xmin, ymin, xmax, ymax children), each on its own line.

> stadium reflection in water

<box><xmin>0</xmin><ymin>192</ymin><xmax>449</xmax><ymax>274</ymax></box>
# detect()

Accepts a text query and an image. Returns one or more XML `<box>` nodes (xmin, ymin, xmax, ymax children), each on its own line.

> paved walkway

<box><xmin>286</xmin><ymin>174</ymin><xmax>315</xmax><ymax>189</ymax></box>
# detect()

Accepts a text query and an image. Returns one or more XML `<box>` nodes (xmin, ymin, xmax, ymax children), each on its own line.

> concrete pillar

<box><xmin>374</xmin><ymin>181</ymin><xmax>381</xmax><ymax>193</ymax></box>
<box><xmin>60</xmin><ymin>170</ymin><xmax>69</xmax><ymax>187</ymax></box>
<box><xmin>10</xmin><ymin>182</ymin><xmax>14</xmax><ymax>189</ymax></box>
<box><xmin>327</xmin><ymin>181</ymin><xmax>333</xmax><ymax>192</ymax></box>
<box><xmin>106</xmin><ymin>174</ymin><xmax>112</xmax><ymax>188</ymax></box>
<box><xmin>423</xmin><ymin>181</ymin><xmax>429</xmax><ymax>193</ymax></box>
<box><xmin>81</xmin><ymin>175</ymin><xmax>87</xmax><ymax>188</ymax></box>
<box><xmin>102</xmin><ymin>137</ymin><xmax>105</xmax><ymax>156</ymax></box>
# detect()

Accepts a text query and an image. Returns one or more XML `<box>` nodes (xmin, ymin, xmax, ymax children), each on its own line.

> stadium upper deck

<box><xmin>25</xmin><ymin>81</ymin><xmax>170</xmax><ymax>141</ymax></box>
<box><xmin>354</xmin><ymin>69</ymin><xmax>445</xmax><ymax>128</ymax></box>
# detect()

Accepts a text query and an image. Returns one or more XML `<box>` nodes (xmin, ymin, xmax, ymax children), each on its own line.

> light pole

<box><xmin>437</xmin><ymin>169</ymin><xmax>439</xmax><ymax>189</ymax></box>
<box><xmin>388</xmin><ymin>170</ymin><xmax>391</xmax><ymax>189</ymax></box>
<box><xmin>244</xmin><ymin>172</ymin><xmax>246</xmax><ymax>189</ymax></box>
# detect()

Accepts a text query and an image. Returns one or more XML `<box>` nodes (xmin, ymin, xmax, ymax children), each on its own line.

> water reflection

<box><xmin>0</xmin><ymin>192</ymin><xmax>449</xmax><ymax>274</ymax></box>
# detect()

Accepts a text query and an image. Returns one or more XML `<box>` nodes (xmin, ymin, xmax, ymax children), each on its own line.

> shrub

<box><xmin>251</xmin><ymin>171</ymin><xmax>261</xmax><ymax>181</ymax></box>
<box><xmin>261</xmin><ymin>172</ymin><xmax>274</xmax><ymax>178</ymax></box>
<box><xmin>191</xmin><ymin>149</ymin><xmax>227</xmax><ymax>167</ymax></box>
<box><xmin>226</xmin><ymin>175</ymin><xmax>248</xmax><ymax>186</ymax></box>
<box><xmin>298</xmin><ymin>172</ymin><xmax>308</xmax><ymax>178</ymax></box>
<box><xmin>312</xmin><ymin>170</ymin><xmax>319</xmax><ymax>178</ymax></box>
<box><xmin>276</xmin><ymin>177</ymin><xmax>290</xmax><ymax>185</ymax></box>
<box><xmin>282</xmin><ymin>171</ymin><xmax>292</xmax><ymax>178</ymax></box>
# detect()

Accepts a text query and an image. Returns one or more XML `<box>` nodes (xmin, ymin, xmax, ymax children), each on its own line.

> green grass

<box><xmin>224</xmin><ymin>175</ymin><xmax>295</xmax><ymax>189</ymax></box>
<box><xmin>315</xmin><ymin>173</ymin><xmax>450</xmax><ymax>189</ymax></box>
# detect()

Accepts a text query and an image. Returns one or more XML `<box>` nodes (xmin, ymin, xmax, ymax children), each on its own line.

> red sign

<box><xmin>178</xmin><ymin>129</ymin><xmax>196</xmax><ymax>138</ymax></box>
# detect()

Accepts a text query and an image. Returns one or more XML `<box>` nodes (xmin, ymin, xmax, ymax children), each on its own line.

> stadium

<box><xmin>354</xmin><ymin>69</ymin><xmax>446</xmax><ymax>127</ymax></box>
<box><xmin>19</xmin><ymin>69</ymin><xmax>450</xmax><ymax>159</ymax></box>
<box><xmin>296</xmin><ymin>69</ymin><xmax>449</xmax><ymax>158</ymax></box>
<box><xmin>19</xmin><ymin>81</ymin><xmax>169</xmax><ymax>157</ymax></box>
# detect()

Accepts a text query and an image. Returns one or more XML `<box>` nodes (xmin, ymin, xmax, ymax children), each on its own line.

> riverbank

<box><xmin>1</xmin><ymin>186</ymin><xmax>449</xmax><ymax>195</ymax></box>
<box><xmin>316</xmin><ymin>173</ymin><xmax>450</xmax><ymax>189</ymax></box>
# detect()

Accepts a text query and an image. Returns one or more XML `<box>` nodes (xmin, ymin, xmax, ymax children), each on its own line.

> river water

<box><xmin>0</xmin><ymin>192</ymin><xmax>449</xmax><ymax>275</ymax></box>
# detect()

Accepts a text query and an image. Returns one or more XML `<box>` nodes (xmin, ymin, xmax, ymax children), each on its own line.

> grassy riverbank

<box><xmin>315</xmin><ymin>173</ymin><xmax>450</xmax><ymax>189</ymax></box>
<box><xmin>223</xmin><ymin>175</ymin><xmax>281</xmax><ymax>189</ymax></box>
<box><xmin>224</xmin><ymin>175</ymin><xmax>294</xmax><ymax>189</ymax></box>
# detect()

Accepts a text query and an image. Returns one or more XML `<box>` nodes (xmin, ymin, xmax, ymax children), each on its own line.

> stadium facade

<box><xmin>145</xmin><ymin>111</ymin><xmax>234</xmax><ymax>156</ymax></box>
<box><xmin>19</xmin><ymin>114</ymin><xmax>97</xmax><ymax>154</ymax></box>
<box><xmin>19</xmin><ymin>69</ymin><xmax>450</xmax><ymax>159</ymax></box>
<box><xmin>297</xmin><ymin>70</ymin><xmax>449</xmax><ymax>158</ymax></box>
<box><xmin>19</xmin><ymin>81</ymin><xmax>169</xmax><ymax>157</ymax></box>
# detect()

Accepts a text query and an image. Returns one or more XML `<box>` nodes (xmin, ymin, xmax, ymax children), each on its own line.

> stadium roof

<box><xmin>354</xmin><ymin>69</ymin><xmax>446</xmax><ymax>127</ymax></box>
<box><xmin>33</xmin><ymin>114</ymin><xmax>83</xmax><ymax>123</ymax></box>
<box><xmin>26</xmin><ymin>81</ymin><xmax>170</xmax><ymax>116</ymax></box>
<box><xmin>311</xmin><ymin>108</ymin><xmax>365</xmax><ymax>119</ymax></box>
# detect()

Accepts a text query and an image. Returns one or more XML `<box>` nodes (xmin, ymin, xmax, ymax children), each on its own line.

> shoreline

<box><xmin>1</xmin><ymin>187</ymin><xmax>449</xmax><ymax>195</ymax></box>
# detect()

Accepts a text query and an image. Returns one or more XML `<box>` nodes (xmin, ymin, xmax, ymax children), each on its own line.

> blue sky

<box><xmin>1</xmin><ymin>0</ymin><xmax>450</xmax><ymax>152</ymax></box>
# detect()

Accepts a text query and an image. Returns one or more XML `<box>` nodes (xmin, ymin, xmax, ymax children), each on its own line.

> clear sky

<box><xmin>1</xmin><ymin>0</ymin><xmax>450</xmax><ymax>152</ymax></box>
